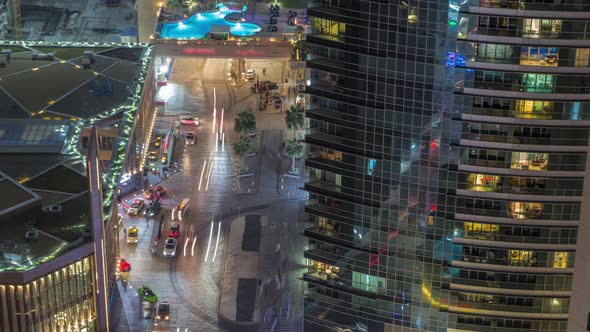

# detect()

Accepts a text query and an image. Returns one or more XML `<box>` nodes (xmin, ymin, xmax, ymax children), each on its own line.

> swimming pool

<box><xmin>160</xmin><ymin>3</ymin><xmax>261</xmax><ymax>39</ymax></box>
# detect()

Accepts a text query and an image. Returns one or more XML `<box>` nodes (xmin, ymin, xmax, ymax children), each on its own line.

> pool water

<box><xmin>160</xmin><ymin>3</ymin><xmax>261</xmax><ymax>39</ymax></box>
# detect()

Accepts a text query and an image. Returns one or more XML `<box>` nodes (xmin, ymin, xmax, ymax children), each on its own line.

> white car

<box><xmin>185</xmin><ymin>131</ymin><xmax>196</xmax><ymax>145</ymax></box>
<box><xmin>162</xmin><ymin>238</ymin><xmax>177</xmax><ymax>257</ymax></box>
<box><xmin>245</xmin><ymin>69</ymin><xmax>256</xmax><ymax>80</ymax></box>
<box><xmin>127</xmin><ymin>199</ymin><xmax>144</xmax><ymax>216</ymax></box>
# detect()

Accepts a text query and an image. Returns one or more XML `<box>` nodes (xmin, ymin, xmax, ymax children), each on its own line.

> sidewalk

<box><xmin>218</xmin><ymin>215</ymin><xmax>267</xmax><ymax>331</ymax></box>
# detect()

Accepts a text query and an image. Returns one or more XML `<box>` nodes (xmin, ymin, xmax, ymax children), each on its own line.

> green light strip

<box><xmin>0</xmin><ymin>41</ymin><xmax>152</xmax><ymax>272</ymax></box>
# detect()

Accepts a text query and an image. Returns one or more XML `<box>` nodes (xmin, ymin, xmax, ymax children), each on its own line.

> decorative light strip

<box><xmin>56</xmin><ymin>44</ymin><xmax>154</xmax><ymax>220</ymax></box>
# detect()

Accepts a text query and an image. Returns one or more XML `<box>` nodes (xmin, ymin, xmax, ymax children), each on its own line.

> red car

<box><xmin>119</xmin><ymin>258</ymin><xmax>131</xmax><ymax>272</ymax></box>
<box><xmin>144</xmin><ymin>185</ymin><xmax>166</xmax><ymax>200</ymax></box>
<box><xmin>169</xmin><ymin>221</ymin><xmax>180</xmax><ymax>238</ymax></box>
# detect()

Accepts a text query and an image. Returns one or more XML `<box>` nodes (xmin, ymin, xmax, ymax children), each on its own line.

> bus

<box><xmin>171</xmin><ymin>198</ymin><xmax>190</xmax><ymax>221</ymax></box>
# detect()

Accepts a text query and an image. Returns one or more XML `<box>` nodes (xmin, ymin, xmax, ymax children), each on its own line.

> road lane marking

<box><xmin>204</xmin><ymin>221</ymin><xmax>214</xmax><ymax>262</ymax></box>
<box><xmin>205</xmin><ymin>161</ymin><xmax>214</xmax><ymax>191</ymax></box>
<box><xmin>221</xmin><ymin>132</ymin><xmax>225</xmax><ymax>152</ymax></box>
<box><xmin>191</xmin><ymin>236</ymin><xmax>197</xmax><ymax>257</ymax></box>
<box><xmin>212</xmin><ymin>222</ymin><xmax>222</xmax><ymax>262</ymax></box>
<box><xmin>197</xmin><ymin>160</ymin><xmax>207</xmax><ymax>191</ymax></box>
<box><xmin>183</xmin><ymin>236</ymin><xmax>189</xmax><ymax>256</ymax></box>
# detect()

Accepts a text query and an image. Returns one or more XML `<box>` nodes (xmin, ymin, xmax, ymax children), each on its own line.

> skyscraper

<box><xmin>303</xmin><ymin>1</ymin><xmax>590</xmax><ymax>331</ymax></box>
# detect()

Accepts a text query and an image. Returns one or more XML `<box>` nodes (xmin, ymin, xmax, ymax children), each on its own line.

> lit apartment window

<box><xmin>523</xmin><ymin>18</ymin><xmax>561</xmax><ymax>38</ymax></box>
<box><xmin>553</xmin><ymin>252</ymin><xmax>568</xmax><ymax>268</ymax></box>
<box><xmin>520</xmin><ymin>47</ymin><xmax>558</xmax><ymax>66</ymax></box>
<box><xmin>508</xmin><ymin>202</ymin><xmax>543</xmax><ymax>219</ymax></box>
<box><xmin>311</xmin><ymin>17</ymin><xmax>346</xmax><ymax>38</ymax></box>
<box><xmin>467</xmin><ymin>173</ymin><xmax>501</xmax><ymax>192</ymax></box>
<box><xmin>510</xmin><ymin>152</ymin><xmax>548</xmax><ymax>171</ymax></box>
<box><xmin>509</xmin><ymin>250</ymin><xmax>535</xmax><ymax>266</ymax></box>
<box><xmin>515</xmin><ymin>100</ymin><xmax>553</xmax><ymax>119</ymax></box>
<box><xmin>575</xmin><ymin>48</ymin><xmax>590</xmax><ymax>67</ymax></box>
<box><xmin>463</xmin><ymin>222</ymin><xmax>499</xmax><ymax>240</ymax></box>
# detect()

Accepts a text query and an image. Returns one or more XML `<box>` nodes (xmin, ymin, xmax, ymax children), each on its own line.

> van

<box><xmin>171</xmin><ymin>198</ymin><xmax>190</xmax><ymax>221</ymax></box>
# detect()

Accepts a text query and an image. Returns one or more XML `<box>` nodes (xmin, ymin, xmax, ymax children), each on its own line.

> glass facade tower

<box><xmin>303</xmin><ymin>0</ymin><xmax>590</xmax><ymax>331</ymax></box>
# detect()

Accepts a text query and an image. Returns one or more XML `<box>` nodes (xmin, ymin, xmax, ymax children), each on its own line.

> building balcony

<box><xmin>450</xmin><ymin>282</ymin><xmax>571</xmax><ymax>298</ymax></box>
<box><xmin>306</xmin><ymin>107</ymin><xmax>392</xmax><ymax>131</ymax></box>
<box><xmin>457</xmin><ymin>138</ymin><xmax>587</xmax><ymax>153</ymax></box>
<box><xmin>452</xmin><ymin>299</ymin><xmax>569</xmax><ymax>314</ymax></box>
<box><xmin>304</xmin><ymin>227</ymin><xmax>376</xmax><ymax>254</ymax></box>
<box><xmin>461</xmin><ymin>132</ymin><xmax>588</xmax><ymax>147</ymax></box>
<box><xmin>461</xmin><ymin>32</ymin><xmax>590</xmax><ymax>48</ymax></box>
<box><xmin>457</xmin><ymin>163</ymin><xmax>585</xmax><ymax>178</ymax></box>
<box><xmin>453</xmin><ymin>212</ymin><xmax>579</xmax><ymax>227</ymax></box>
<box><xmin>305</xmin><ymin>132</ymin><xmax>383</xmax><ymax>159</ymax></box>
<box><xmin>460</xmin><ymin>112</ymin><xmax>590</xmax><ymax>127</ymax></box>
<box><xmin>451</xmin><ymin>259</ymin><xmax>574</xmax><ymax>274</ymax></box>
<box><xmin>450</xmin><ymin>276</ymin><xmax>571</xmax><ymax>292</ymax></box>
<box><xmin>304</xmin><ymin>181</ymin><xmax>383</xmax><ymax>208</ymax></box>
<box><xmin>465</xmin><ymin>2</ymin><xmax>590</xmax><ymax>14</ymax></box>
<box><xmin>305</xmin><ymin>203</ymin><xmax>373</xmax><ymax>226</ymax></box>
<box><xmin>306</xmin><ymin>157</ymin><xmax>394</xmax><ymax>185</ymax></box>
<box><xmin>453</xmin><ymin>236</ymin><xmax>576</xmax><ymax>251</ymax></box>
<box><xmin>454</xmin><ymin>188</ymin><xmax>582</xmax><ymax>203</ymax></box>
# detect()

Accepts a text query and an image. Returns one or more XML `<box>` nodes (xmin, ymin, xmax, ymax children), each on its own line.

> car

<box><xmin>288</xmin><ymin>10</ymin><xmax>297</xmax><ymax>18</ymax></box>
<box><xmin>128</xmin><ymin>199</ymin><xmax>144</xmax><ymax>216</ymax></box>
<box><xmin>245</xmin><ymin>69</ymin><xmax>256</xmax><ymax>80</ymax></box>
<box><xmin>161</xmin><ymin>155</ymin><xmax>167</xmax><ymax>164</ymax></box>
<box><xmin>138</xmin><ymin>286</ymin><xmax>158</xmax><ymax>303</ymax></box>
<box><xmin>155</xmin><ymin>301</ymin><xmax>171</xmax><ymax>323</ymax></box>
<box><xmin>144</xmin><ymin>199</ymin><xmax>161</xmax><ymax>217</ymax></box>
<box><xmin>265</xmin><ymin>18</ymin><xmax>277</xmax><ymax>25</ymax></box>
<box><xmin>269</xmin><ymin>11</ymin><xmax>279</xmax><ymax>17</ymax></box>
<box><xmin>288</xmin><ymin>19</ymin><xmax>295</xmax><ymax>26</ymax></box>
<box><xmin>147</xmin><ymin>151</ymin><xmax>158</xmax><ymax>166</ymax></box>
<box><xmin>144</xmin><ymin>185</ymin><xmax>166</xmax><ymax>200</ymax></box>
<box><xmin>185</xmin><ymin>131</ymin><xmax>196</xmax><ymax>145</ymax></box>
<box><xmin>127</xmin><ymin>226</ymin><xmax>139</xmax><ymax>243</ymax></box>
<box><xmin>119</xmin><ymin>258</ymin><xmax>131</xmax><ymax>272</ymax></box>
<box><xmin>270</xmin><ymin>4</ymin><xmax>279</xmax><ymax>10</ymax></box>
<box><xmin>268</xmin><ymin>25</ymin><xmax>278</xmax><ymax>32</ymax></box>
<box><xmin>169</xmin><ymin>221</ymin><xmax>180</xmax><ymax>238</ymax></box>
<box><xmin>162</xmin><ymin>238</ymin><xmax>177</xmax><ymax>257</ymax></box>
<box><xmin>179</xmin><ymin>115</ymin><xmax>199</xmax><ymax>126</ymax></box>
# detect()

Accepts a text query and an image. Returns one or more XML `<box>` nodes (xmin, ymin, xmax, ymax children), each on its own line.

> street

<box><xmin>111</xmin><ymin>57</ymin><xmax>307</xmax><ymax>332</ymax></box>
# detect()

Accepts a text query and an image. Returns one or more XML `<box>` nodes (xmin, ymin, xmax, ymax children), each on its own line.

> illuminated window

<box><xmin>553</xmin><ymin>252</ymin><xmax>568</xmax><ymax>268</ymax></box>
<box><xmin>508</xmin><ymin>202</ymin><xmax>543</xmax><ymax>219</ymax></box>
<box><xmin>510</xmin><ymin>152</ymin><xmax>548</xmax><ymax>171</ymax></box>
<box><xmin>467</xmin><ymin>173</ymin><xmax>500</xmax><ymax>191</ymax></box>
<box><xmin>367</xmin><ymin>159</ymin><xmax>376</xmax><ymax>175</ymax></box>
<box><xmin>311</xmin><ymin>17</ymin><xmax>346</xmax><ymax>38</ymax></box>
<box><xmin>463</xmin><ymin>222</ymin><xmax>499</xmax><ymax>239</ymax></box>
<box><xmin>509</xmin><ymin>250</ymin><xmax>533</xmax><ymax>265</ymax></box>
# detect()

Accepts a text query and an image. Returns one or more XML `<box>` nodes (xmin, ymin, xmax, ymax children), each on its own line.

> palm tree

<box><xmin>166</xmin><ymin>0</ymin><xmax>180</xmax><ymax>12</ymax></box>
<box><xmin>234</xmin><ymin>111</ymin><xmax>257</xmax><ymax>138</ymax></box>
<box><xmin>285</xmin><ymin>139</ymin><xmax>304</xmax><ymax>174</ymax></box>
<box><xmin>285</xmin><ymin>106</ymin><xmax>304</xmax><ymax>140</ymax></box>
<box><xmin>232</xmin><ymin>136</ymin><xmax>250</xmax><ymax>174</ymax></box>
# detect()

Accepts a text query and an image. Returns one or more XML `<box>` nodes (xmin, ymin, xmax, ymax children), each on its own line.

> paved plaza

<box><xmin>109</xmin><ymin>57</ymin><xmax>308</xmax><ymax>331</ymax></box>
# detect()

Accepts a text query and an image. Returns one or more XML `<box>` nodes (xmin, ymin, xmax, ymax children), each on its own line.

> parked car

<box><xmin>185</xmin><ymin>131</ymin><xmax>196</xmax><ymax>145</ymax></box>
<box><xmin>288</xmin><ymin>10</ymin><xmax>297</xmax><ymax>18</ymax></box>
<box><xmin>127</xmin><ymin>226</ymin><xmax>139</xmax><ymax>243</ymax></box>
<box><xmin>145</xmin><ymin>185</ymin><xmax>166</xmax><ymax>199</ymax></box>
<box><xmin>269</xmin><ymin>11</ymin><xmax>279</xmax><ymax>17</ymax></box>
<box><xmin>270</xmin><ymin>4</ymin><xmax>279</xmax><ymax>10</ymax></box>
<box><xmin>119</xmin><ymin>258</ymin><xmax>131</xmax><ymax>272</ymax></box>
<box><xmin>265</xmin><ymin>18</ymin><xmax>277</xmax><ymax>25</ymax></box>
<box><xmin>169</xmin><ymin>222</ymin><xmax>180</xmax><ymax>238</ymax></box>
<box><xmin>179</xmin><ymin>115</ymin><xmax>199</xmax><ymax>125</ymax></box>
<box><xmin>144</xmin><ymin>199</ymin><xmax>161</xmax><ymax>217</ymax></box>
<box><xmin>155</xmin><ymin>301</ymin><xmax>171</xmax><ymax>323</ymax></box>
<box><xmin>147</xmin><ymin>151</ymin><xmax>158</xmax><ymax>165</ymax></box>
<box><xmin>288</xmin><ymin>19</ymin><xmax>295</xmax><ymax>26</ymax></box>
<box><xmin>138</xmin><ymin>286</ymin><xmax>158</xmax><ymax>303</ymax></box>
<box><xmin>245</xmin><ymin>69</ymin><xmax>256</xmax><ymax>80</ymax></box>
<box><xmin>163</xmin><ymin>238</ymin><xmax>177</xmax><ymax>257</ymax></box>
<box><xmin>268</xmin><ymin>25</ymin><xmax>278</xmax><ymax>32</ymax></box>
<box><xmin>128</xmin><ymin>199</ymin><xmax>144</xmax><ymax>216</ymax></box>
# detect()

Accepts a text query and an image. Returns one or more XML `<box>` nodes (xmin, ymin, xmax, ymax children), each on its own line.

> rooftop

<box><xmin>0</xmin><ymin>41</ymin><xmax>152</xmax><ymax>274</ymax></box>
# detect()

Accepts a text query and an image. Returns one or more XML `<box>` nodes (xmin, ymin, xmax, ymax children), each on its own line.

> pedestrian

<box><xmin>123</xmin><ymin>228</ymin><xmax>127</xmax><ymax>237</ymax></box>
<box><xmin>174</xmin><ymin>161</ymin><xmax>178</xmax><ymax>169</ymax></box>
